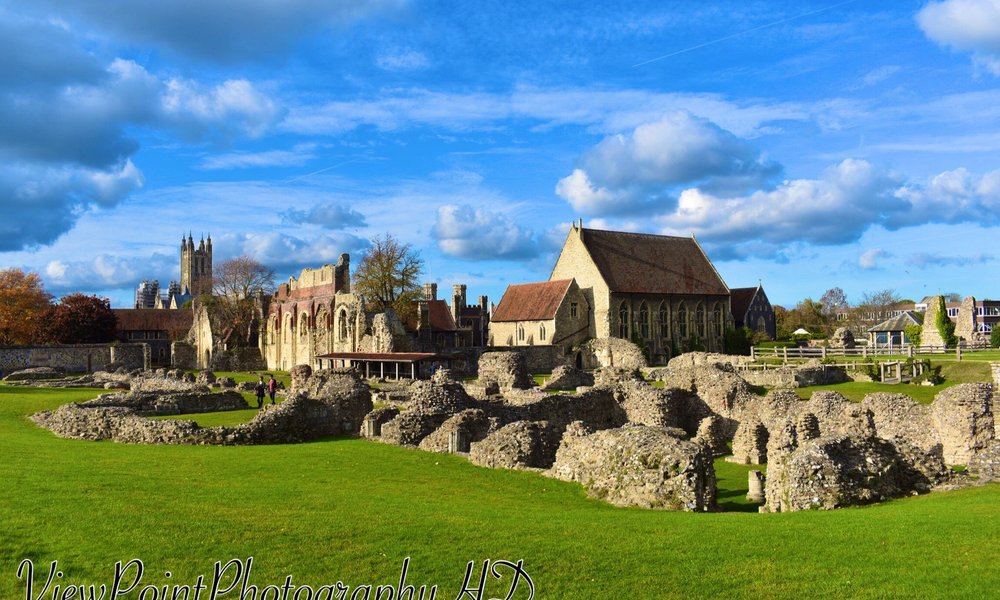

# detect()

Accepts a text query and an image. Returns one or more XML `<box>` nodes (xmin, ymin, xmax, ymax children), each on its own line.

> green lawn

<box><xmin>794</xmin><ymin>359</ymin><xmax>992</xmax><ymax>404</ymax></box>
<box><xmin>2</xmin><ymin>384</ymin><xmax>999</xmax><ymax>599</ymax></box>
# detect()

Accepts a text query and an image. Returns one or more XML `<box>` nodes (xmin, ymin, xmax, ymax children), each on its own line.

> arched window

<box><xmin>678</xmin><ymin>303</ymin><xmax>688</xmax><ymax>338</ymax></box>
<box><xmin>713</xmin><ymin>303</ymin><xmax>723</xmax><ymax>337</ymax></box>
<box><xmin>638</xmin><ymin>302</ymin><xmax>649</xmax><ymax>339</ymax></box>
<box><xmin>618</xmin><ymin>301</ymin><xmax>629</xmax><ymax>338</ymax></box>
<box><xmin>517</xmin><ymin>324</ymin><xmax>525</xmax><ymax>342</ymax></box>
<box><xmin>756</xmin><ymin>316</ymin><xmax>767</xmax><ymax>334</ymax></box>
<box><xmin>299</xmin><ymin>313</ymin><xmax>309</xmax><ymax>337</ymax></box>
<box><xmin>539</xmin><ymin>324</ymin><xmax>547</xmax><ymax>341</ymax></box>
<box><xmin>338</xmin><ymin>309</ymin><xmax>348</xmax><ymax>341</ymax></box>
<box><xmin>658</xmin><ymin>302</ymin><xmax>669</xmax><ymax>340</ymax></box>
<box><xmin>696</xmin><ymin>303</ymin><xmax>705</xmax><ymax>338</ymax></box>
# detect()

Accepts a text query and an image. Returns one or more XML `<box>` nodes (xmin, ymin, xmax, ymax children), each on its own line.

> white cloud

<box><xmin>859</xmin><ymin>248</ymin><xmax>889</xmax><ymax>270</ymax></box>
<box><xmin>281</xmin><ymin>203</ymin><xmax>367</xmax><ymax>229</ymax></box>
<box><xmin>918</xmin><ymin>0</ymin><xmax>1000</xmax><ymax>75</ymax></box>
<box><xmin>432</xmin><ymin>204</ymin><xmax>546</xmax><ymax>261</ymax></box>
<box><xmin>555</xmin><ymin>112</ymin><xmax>780</xmax><ymax>216</ymax></box>
<box><xmin>161</xmin><ymin>77</ymin><xmax>283</xmax><ymax>141</ymax></box>
<box><xmin>41</xmin><ymin>252</ymin><xmax>176</xmax><ymax>295</ymax></box>
<box><xmin>213</xmin><ymin>232</ymin><xmax>370</xmax><ymax>271</ymax></box>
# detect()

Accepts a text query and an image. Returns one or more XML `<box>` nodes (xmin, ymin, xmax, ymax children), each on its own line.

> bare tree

<box><xmin>819</xmin><ymin>287</ymin><xmax>849</xmax><ymax>317</ymax></box>
<box><xmin>353</xmin><ymin>234</ymin><xmax>423</xmax><ymax>319</ymax></box>
<box><xmin>213</xmin><ymin>255</ymin><xmax>276</xmax><ymax>300</ymax></box>
<box><xmin>211</xmin><ymin>256</ymin><xmax>276</xmax><ymax>346</ymax></box>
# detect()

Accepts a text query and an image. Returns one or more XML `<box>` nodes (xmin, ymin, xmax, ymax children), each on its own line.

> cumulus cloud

<box><xmin>858</xmin><ymin>249</ymin><xmax>890</xmax><ymax>270</ymax></box>
<box><xmin>32</xmin><ymin>0</ymin><xmax>409</xmax><ymax>63</ymax></box>
<box><xmin>212</xmin><ymin>231</ymin><xmax>370</xmax><ymax>272</ymax></box>
<box><xmin>432</xmin><ymin>204</ymin><xmax>551</xmax><ymax>261</ymax></box>
<box><xmin>640</xmin><ymin>158</ymin><xmax>1000</xmax><ymax>261</ymax></box>
<box><xmin>0</xmin><ymin>160</ymin><xmax>144</xmax><ymax>251</ymax></box>
<box><xmin>0</xmin><ymin>8</ymin><xmax>284</xmax><ymax>252</ymax></box>
<box><xmin>41</xmin><ymin>252</ymin><xmax>176</xmax><ymax>296</ymax></box>
<box><xmin>281</xmin><ymin>203</ymin><xmax>367</xmax><ymax>229</ymax></box>
<box><xmin>555</xmin><ymin>112</ymin><xmax>781</xmax><ymax>216</ymax></box>
<box><xmin>918</xmin><ymin>0</ymin><xmax>1000</xmax><ymax>75</ymax></box>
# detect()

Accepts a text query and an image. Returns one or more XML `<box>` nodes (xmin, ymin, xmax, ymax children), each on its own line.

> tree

<box><xmin>0</xmin><ymin>268</ymin><xmax>53</xmax><ymax>345</ymax></box>
<box><xmin>38</xmin><ymin>294</ymin><xmax>117</xmax><ymax>344</ymax></box>
<box><xmin>778</xmin><ymin>298</ymin><xmax>831</xmax><ymax>337</ymax></box>
<box><xmin>858</xmin><ymin>289</ymin><xmax>903</xmax><ymax>312</ymax></box>
<box><xmin>352</xmin><ymin>234</ymin><xmax>424</xmax><ymax>319</ymax></box>
<box><xmin>212</xmin><ymin>256</ymin><xmax>275</xmax><ymax>346</ymax></box>
<box><xmin>213</xmin><ymin>255</ymin><xmax>275</xmax><ymax>301</ymax></box>
<box><xmin>819</xmin><ymin>287</ymin><xmax>849</xmax><ymax>317</ymax></box>
<box><xmin>935</xmin><ymin>295</ymin><xmax>958</xmax><ymax>348</ymax></box>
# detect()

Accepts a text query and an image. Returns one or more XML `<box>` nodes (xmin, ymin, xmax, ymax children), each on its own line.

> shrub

<box><xmin>991</xmin><ymin>327</ymin><xmax>1000</xmax><ymax>349</ymax></box>
<box><xmin>935</xmin><ymin>296</ymin><xmax>957</xmax><ymax>348</ymax></box>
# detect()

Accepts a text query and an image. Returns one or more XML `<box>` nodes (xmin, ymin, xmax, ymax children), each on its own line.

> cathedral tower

<box><xmin>180</xmin><ymin>233</ymin><xmax>213</xmax><ymax>296</ymax></box>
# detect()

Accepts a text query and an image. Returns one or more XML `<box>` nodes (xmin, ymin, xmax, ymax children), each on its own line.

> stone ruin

<box><xmin>829</xmin><ymin>327</ymin><xmax>856</xmax><ymax>349</ymax></box>
<box><xmin>476</xmin><ymin>351</ymin><xmax>534</xmax><ymax>390</ymax></box>
<box><xmin>576</xmin><ymin>337</ymin><xmax>648</xmax><ymax>370</ymax></box>
<box><xmin>21</xmin><ymin>349</ymin><xmax>1000</xmax><ymax>513</ymax></box>
<box><xmin>30</xmin><ymin>367</ymin><xmax>372</xmax><ymax>446</ymax></box>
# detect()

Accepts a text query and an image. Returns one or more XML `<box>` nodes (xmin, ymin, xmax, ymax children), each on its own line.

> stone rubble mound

<box><xmin>469</xmin><ymin>420</ymin><xmax>563</xmax><ymax>470</ymax></box>
<box><xmin>477</xmin><ymin>351</ymin><xmax>534</xmax><ymax>390</ymax></box>
<box><xmin>547</xmin><ymin>423</ymin><xmax>716</xmax><ymax>511</ymax></box>
<box><xmin>541</xmin><ymin>365</ymin><xmax>594</xmax><ymax>391</ymax></box>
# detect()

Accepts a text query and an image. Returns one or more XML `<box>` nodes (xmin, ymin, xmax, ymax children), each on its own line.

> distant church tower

<box><xmin>180</xmin><ymin>233</ymin><xmax>213</xmax><ymax>296</ymax></box>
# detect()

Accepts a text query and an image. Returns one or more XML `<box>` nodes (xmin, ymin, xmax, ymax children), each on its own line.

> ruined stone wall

<box><xmin>171</xmin><ymin>342</ymin><xmax>197</xmax><ymax>369</ymax></box>
<box><xmin>577</xmin><ymin>337</ymin><xmax>647</xmax><ymax>370</ymax></box>
<box><xmin>483</xmin><ymin>346</ymin><xmax>567</xmax><ymax>373</ymax></box>
<box><xmin>955</xmin><ymin>296</ymin><xmax>978</xmax><ymax>342</ymax></box>
<box><xmin>111</xmin><ymin>343</ymin><xmax>150</xmax><ymax>371</ymax></box>
<box><xmin>921</xmin><ymin>295</ymin><xmax>946</xmax><ymax>347</ymax></box>
<box><xmin>0</xmin><ymin>344</ymin><xmax>113</xmax><ymax>376</ymax></box>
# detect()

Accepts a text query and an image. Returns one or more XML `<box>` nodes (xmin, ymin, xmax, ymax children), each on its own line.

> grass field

<box><xmin>2</xmin><ymin>384</ymin><xmax>999</xmax><ymax>599</ymax></box>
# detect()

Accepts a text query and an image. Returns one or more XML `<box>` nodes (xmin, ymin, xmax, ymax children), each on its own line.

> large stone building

<box><xmin>491</xmin><ymin>224</ymin><xmax>733</xmax><ymax>363</ymax></box>
<box><xmin>132</xmin><ymin>234</ymin><xmax>212</xmax><ymax>309</ymax></box>
<box><xmin>260</xmin><ymin>255</ymin><xmax>367</xmax><ymax>371</ymax></box>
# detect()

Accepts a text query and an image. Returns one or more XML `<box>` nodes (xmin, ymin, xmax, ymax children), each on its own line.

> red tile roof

<box><xmin>492</xmin><ymin>279</ymin><xmax>573</xmax><ymax>322</ymax></box>
<box><xmin>402</xmin><ymin>299</ymin><xmax>459</xmax><ymax>332</ymax></box>
<box><xmin>578</xmin><ymin>228</ymin><xmax>729</xmax><ymax>296</ymax></box>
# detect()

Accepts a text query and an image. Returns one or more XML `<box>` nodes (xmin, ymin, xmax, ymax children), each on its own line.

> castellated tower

<box><xmin>180</xmin><ymin>233</ymin><xmax>213</xmax><ymax>296</ymax></box>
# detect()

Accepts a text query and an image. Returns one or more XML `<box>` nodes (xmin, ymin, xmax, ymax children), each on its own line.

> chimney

<box><xmin>423</xmin><ymin>283</ymin><xmax>437</xmax><ymax>301</ymax></box>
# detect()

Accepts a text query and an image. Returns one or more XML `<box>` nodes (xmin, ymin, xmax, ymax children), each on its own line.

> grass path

<box><xmin>1</xmin><ymin>385</ymin><xmax>999</xmax><ymax>598</ymax></box>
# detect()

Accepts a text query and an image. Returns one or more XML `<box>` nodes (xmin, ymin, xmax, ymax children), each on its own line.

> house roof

<box><xmin>868</xmin><ymin>311</ymin><xmax>923</xmax><ymax>333</ymax></box>
<box><xmin>729</xmin><ymin>286</ymin><xmax>759</xmax><ymax>318</ymax></box>
<box><xmin>492</xmin><ymin>279</ymin><xmax>573</xmax><ymax>322</ymax></box>
<box><xmin>402</xmin><ymin>299</ymin><xmax>458</xmax><ymax>332</ymax></box>
<box><xmin>577</xmin><ymin>228</ymin><xmax>729</xmax><ymax>296</ymax></box>
<box><xmin>113</xmin><ymin>309</ymin><xmax>193</xmax><ymax>338</ymax></box>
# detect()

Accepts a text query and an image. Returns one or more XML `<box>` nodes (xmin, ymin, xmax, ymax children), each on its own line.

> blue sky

<box><xmin>3</xmin><ymin>0</ymin><xmax>1000</xmax><ymax>308</ymax></box>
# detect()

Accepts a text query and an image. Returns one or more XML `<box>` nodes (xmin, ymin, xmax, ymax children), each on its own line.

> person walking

<box><xmin>267</xmin><ymin>374</ymin><xmax>278</xmax><ymax>404</ymax></box>
<box><xmin>254</xmin><ymin>376</ymin><xmax>266</xmax><ymax>409</ymax></box>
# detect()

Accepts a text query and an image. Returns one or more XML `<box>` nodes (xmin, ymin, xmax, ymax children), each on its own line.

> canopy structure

<box><xmin>315</xmin><ymin>352</ymin><xmax>445</xmax><ymax>380</ymax></box>
<box><xmin>792</xmin><ymin>328</ymin><xmax>811</xmax><ymax>336</ymax></box>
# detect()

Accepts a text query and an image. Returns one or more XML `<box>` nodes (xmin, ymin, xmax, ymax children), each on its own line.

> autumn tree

<box><xmin>212</xmin><ymin>256</ymin><xmax>275</xmax><ymax>346</ymax></box>
<box><xmin>352</xmin><ymin>234</ymin><xmax>424</xmax><ymax>320</ymax></box>
<box><xmin>777</xmin><ymin>298</ymin><xmax>830</xmax><ymax>337</ymax></box>
<box><xmin>38</xmin><ymin>294</ymin><xmax>117</xmax><ymax>344</ymax></box>
<box><xmin>0</xmin><ymin>268</ymin><xmax>53</xmax><ymax>345</ymax></box>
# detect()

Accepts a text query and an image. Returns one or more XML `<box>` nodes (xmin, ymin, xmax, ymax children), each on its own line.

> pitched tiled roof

<box><xmin>578</xmin><ymin>228</ymin><xmax>729</xmax><ymax>295</ymax></box>
<box><xmin>402</xmin><ymin>299</ymin><xmax>458</xmax><ymax>332</ymax></box>
<box><xmin>868</xmin><ymin>311</ymin><xmax>923</xmax><ymax>332</ymax></box>
<box><xmin>730</xmin><ymin>287</ymin><xmax>758</xmax><ymax>318</ymax></box>
<box><xmin>492</xmin><ymin>279</ymin><xmax>573</xmax><ymax>322</ymax></box>
<box><xmin>113</xmin><ymin>309</ymin><xmax>193</xmax><ymax>338</ymax></box>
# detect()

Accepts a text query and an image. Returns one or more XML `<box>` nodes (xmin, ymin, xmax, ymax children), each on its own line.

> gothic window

<box><xmin>678</xmin><ymin>303</ymin><xmax>688</xmax><ymax>338</ymax></box>
<box><xmin>618</xmin><ymin>301</ymin><xmax>629</xmax><ymax>338</ymax></box>
<box><xmin>638</xmin><ymin>302</ymin><xmax>649</xmax><ymax>339</ymax></box>
<box><xmin>299</xmin><ymin>314</ymin><xmax>309</xmax><ymax>337</ymax></box>
<box><xmin>540</xmin><ymin>324</ymin><xmax>547</xmax><ymax>341</ymax></box>
<box><xmin>713</xmin><ymin>303</ymin><xmax>723</xmax><ymax>337</ymax></box>
<box><xmin>696</xmin><ymin>303</ymin><xmax>705</xmax><ymax>338</ymax></box>
<box><xmin>338</xmin><ymin>309</ymin><xmax>348</xmax><ymax>341</ymax></box>
<box><xmin>570</xmin><ymin>302</ymin><xmax>578</xmax><ymax>318</ymax></box>
<box><xmin>517</xmin><ymin>324</ymin><xmax>525</xmax><ymax>342</ymax></box>
<box><xmin>658</xmin><ymin>302</ymin><xmax>669</xmax><ymax>340</ymax></box>
<box><xmin>756</xmin><ymin>316</ymin><xmax>767</xmax><ymax>334</ymax></box>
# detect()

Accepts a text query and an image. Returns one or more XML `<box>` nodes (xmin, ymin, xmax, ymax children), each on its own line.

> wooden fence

<box><xmin>751</xmin><ymin>342</ymin><xmax>990</xmax><ymax>361</ymax></box>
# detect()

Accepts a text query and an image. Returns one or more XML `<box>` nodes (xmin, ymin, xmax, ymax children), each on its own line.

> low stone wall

<box><xmin>486</xmin><ymin>346</ymin><xmax>569</xmax><ymax>373</ymax></box>
<box><xmin>0</xmin><ymin>344</ymin><xmax>114</xmax><ymax>377</ymax></box>
<box><xmin>477</xmin><ymin>351</ymin><xmax>534</xmax><ymax>390</ymax></box>
<box><xmin>211</xmin><ymin>347</ymin><xmax>266</xmax><ymax>372</ymax></box>
<box><xmin>110</xmin><ymin>343</ymin><xmax>150</xmax><ymax>371</ymax></box>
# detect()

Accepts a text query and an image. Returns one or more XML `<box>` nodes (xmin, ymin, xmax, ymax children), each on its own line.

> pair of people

<box><xmin>254</xmin><ymin>374</ymin><xmax>278</xmax><ymax>408</ymax></box>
